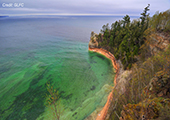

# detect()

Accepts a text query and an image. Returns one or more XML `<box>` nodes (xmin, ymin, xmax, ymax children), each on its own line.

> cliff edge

<box><xmin>87</xmin><ymin>32</ymin><xmax>131</xmax><ymax>120</ymax></box>
<box><xmin>88</xmin><ymin>31</ymin><xmax>99</xmax><ymax>48</ymax></box>
<box><xmin>87</xmin><ymin>31</ymin><xmax>170</xmax><ymax>120</ymax></box>
<box><xmin>87</xmin><ymin>7</ymin><xmax>170</xmax><ymax>120</ymax></box>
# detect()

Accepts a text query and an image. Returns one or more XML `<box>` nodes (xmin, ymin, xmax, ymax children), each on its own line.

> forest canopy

<box><xmin>96</xmin><ymin>4</ymin><xmax>170</xmax><ymax>69</ymax></box>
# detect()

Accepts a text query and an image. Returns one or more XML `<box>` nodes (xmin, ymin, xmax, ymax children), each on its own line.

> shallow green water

<box><xmin>0</xmin><ymin>17</ymin><xmax>115</xmax><ymax>120</ymax></box>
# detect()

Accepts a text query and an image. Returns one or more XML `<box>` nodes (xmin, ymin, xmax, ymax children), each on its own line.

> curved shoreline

<box><xmin>88</xmin><ymin>47</ymin><xmax>120</xmax><ymax>120</ymax></box>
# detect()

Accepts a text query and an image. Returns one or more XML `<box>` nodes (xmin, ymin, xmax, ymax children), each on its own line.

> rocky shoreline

<box><xmin>87</xmin><ymin>30</ymin><xmax>170</xmax><ymax>119</ymax></box>
<box><xmin>87</xmin><ymin>47</ymin><xmax>121</xmax><ymax>120</ymax></box>
<box><xmin>86</xmin><ymin>32</ymin><xmax>132</xmax><ymax>120</ymax></box>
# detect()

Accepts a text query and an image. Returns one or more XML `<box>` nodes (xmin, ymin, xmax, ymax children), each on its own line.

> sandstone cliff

<box><xmin>88</xmin><ymin>31</ymin><xmax>99</xmax><ymax>48</ymax></box>
<box><xmin>87</xmin><ymin>31</ymin><xmax>170</xmax><ymax>120</ymax></box>
<box><xmin>118</xmin><ymin>32</ymin><xmax>170</xmax><ymax>120</ymax></box>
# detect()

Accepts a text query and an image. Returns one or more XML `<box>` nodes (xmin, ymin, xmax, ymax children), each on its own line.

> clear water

<box><xmin>0</xmin><ymin>16</ymin><xmax>120</xmax><ymax>120</ymax></box>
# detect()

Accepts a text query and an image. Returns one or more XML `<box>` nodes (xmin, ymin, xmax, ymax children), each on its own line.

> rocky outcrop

<box><xmin>88</xmin><ymin>31</ymin><xmax>99</xmax><ymax>48</ymax></box>
<box><xmin>87</xmin><ymin>32</ymin><xmax>133</xmax><ymax>120</ymax></box>
<box><xmin>88</xmin><ymin>47</ymin><xmax>120</xmax><ymax>120</ymax></box>
<box><xmin>149</xmin><ymin>32</ymin><xmax>170</xmax><ymax>55</ymax></box>
<box><xmin>120</xmin><ymin>98</ymin><xmax>170</xmax><ymax>120</ymax></box>
<box><xmin>105</xmin><ymin>68</ymin><xmax>132</xmax><ymax>120</ymax></box>
<box><xmin>87</xmin><ymin>47</ymin><xmax>120</xmax><ymax>120</ymax></box>
<box><xmin>120</xmin><ymin>70</ymin><xmax>170</xmax><ymax>120</ymax></box>
<box><xmin>87</xmin><ymin>31</ymin><xmax>170</xmax><ymax>120</ymax></box>
<box><xmin>145</xmin><ymin>70</ymin><xmax>170</xmax><ymax>98</ymax></box>
<box><xmin>88</xmin><ymin>42</ymin><xmax>132</xmax><ymax>120</ymax></box>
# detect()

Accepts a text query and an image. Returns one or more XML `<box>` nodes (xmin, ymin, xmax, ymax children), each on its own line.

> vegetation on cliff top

<box><xmin>117</xmin><ymin>46</ymin><xmax>170</xmax><ymax>120</ymax></box>
<box><xmin>96</xmin><ymin>4</ymin><xmax>170</xmax><ymax>70</ymax></box>
<box><xmin>92</xmin><ymin>5</ymin><xmax>170</xmax><ymax>120</ymax></box>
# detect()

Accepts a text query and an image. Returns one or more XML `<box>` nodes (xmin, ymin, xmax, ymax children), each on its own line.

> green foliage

<box><xmin>46</xmin><ymin>83</ymin><xmax>61</xmax><ymax>120</ymax></box>
<box><xmin>120</xmin><ymin>97</ymin><xmax>170</xmax><ymax>120</ymax></box>
<box><xmin>123</xmin><ymin>15</ymin><xmax>130</xmax><ymax>28</ymax></box>
<box><xmin>97</xmin><ymin>6</ymin><xmax>170</xmax><ymax>70</ymax></box>
<box><xmin>101</xmin><ymin>23</ymin><xmax>110</xmax><ymax>33</ymax></box>
<box><xmin>140</xmin><ymin>4</ymin><xmax>150</xmax><ymax>32</ymax></box>
<box><xmin>91</xmin><ymin>37</ymin><xmax>95</xmax><ymax>43</ymax></box>
<box><xmin>104</xmin><ymin>6</ymin><xmax>170</xmax><ymax>120</ymax></box>
<box><xmin>109</xmin><ymin>46</ymin><xmax>170</xmax><ymax>120</ymax></box>
<box><xmin>149</xmin><ymin>9</ymin><xmax>170</xmax><ymax>32</ymax></box>
<box><xmin>97</xmin><ymin>5</ymin><xmax>151</xmax><ymax>69</ymax></box>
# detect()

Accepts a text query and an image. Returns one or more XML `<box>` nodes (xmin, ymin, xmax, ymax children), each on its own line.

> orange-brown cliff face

<box><xmin>147</xmin><ymin>32</ymin><xmax>170</xmax><ymax>55</ymax></box>
<box><xmin>89</xmin><ymin>31</ymin><xmax>99</xmax><ymax>48</ymax></box>
<box><xmin>87</xmin><ymin>31</ymin><xmax>170</xmax><ymax>120</ymax></box>
<box><xmin>88</xmin><ymin>32</ymin><xmax>128</xmax><ymax>120</ymax></box>
<box><xmin>88</xmin><ymin>47</ymin><xmax>120</xmax><ymax>120</ymax></box>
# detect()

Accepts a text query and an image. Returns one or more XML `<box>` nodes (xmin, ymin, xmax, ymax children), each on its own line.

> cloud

<box><xmin>0</xmin><ymin>0</ymin><xmax>169</xmax><ymax>16</ymax></box>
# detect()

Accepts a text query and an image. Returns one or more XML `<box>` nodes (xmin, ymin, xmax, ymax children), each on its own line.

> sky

<box><xmin>0</xmin><ymin>0</ymin><xmax>170</xmax><ymax>16</ymax></box>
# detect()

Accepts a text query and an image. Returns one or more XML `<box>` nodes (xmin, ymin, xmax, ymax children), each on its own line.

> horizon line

<box><xmin>0</xmin><ymin>13</ymin><xmax>140</xmax><ymax>17</ymax></box>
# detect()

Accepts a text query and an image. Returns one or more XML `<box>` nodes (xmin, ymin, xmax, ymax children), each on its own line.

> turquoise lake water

<box><xmin>0</xmin><ymin>16</ymin><xmax>122</xmax><ymax>120</ymax></box>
